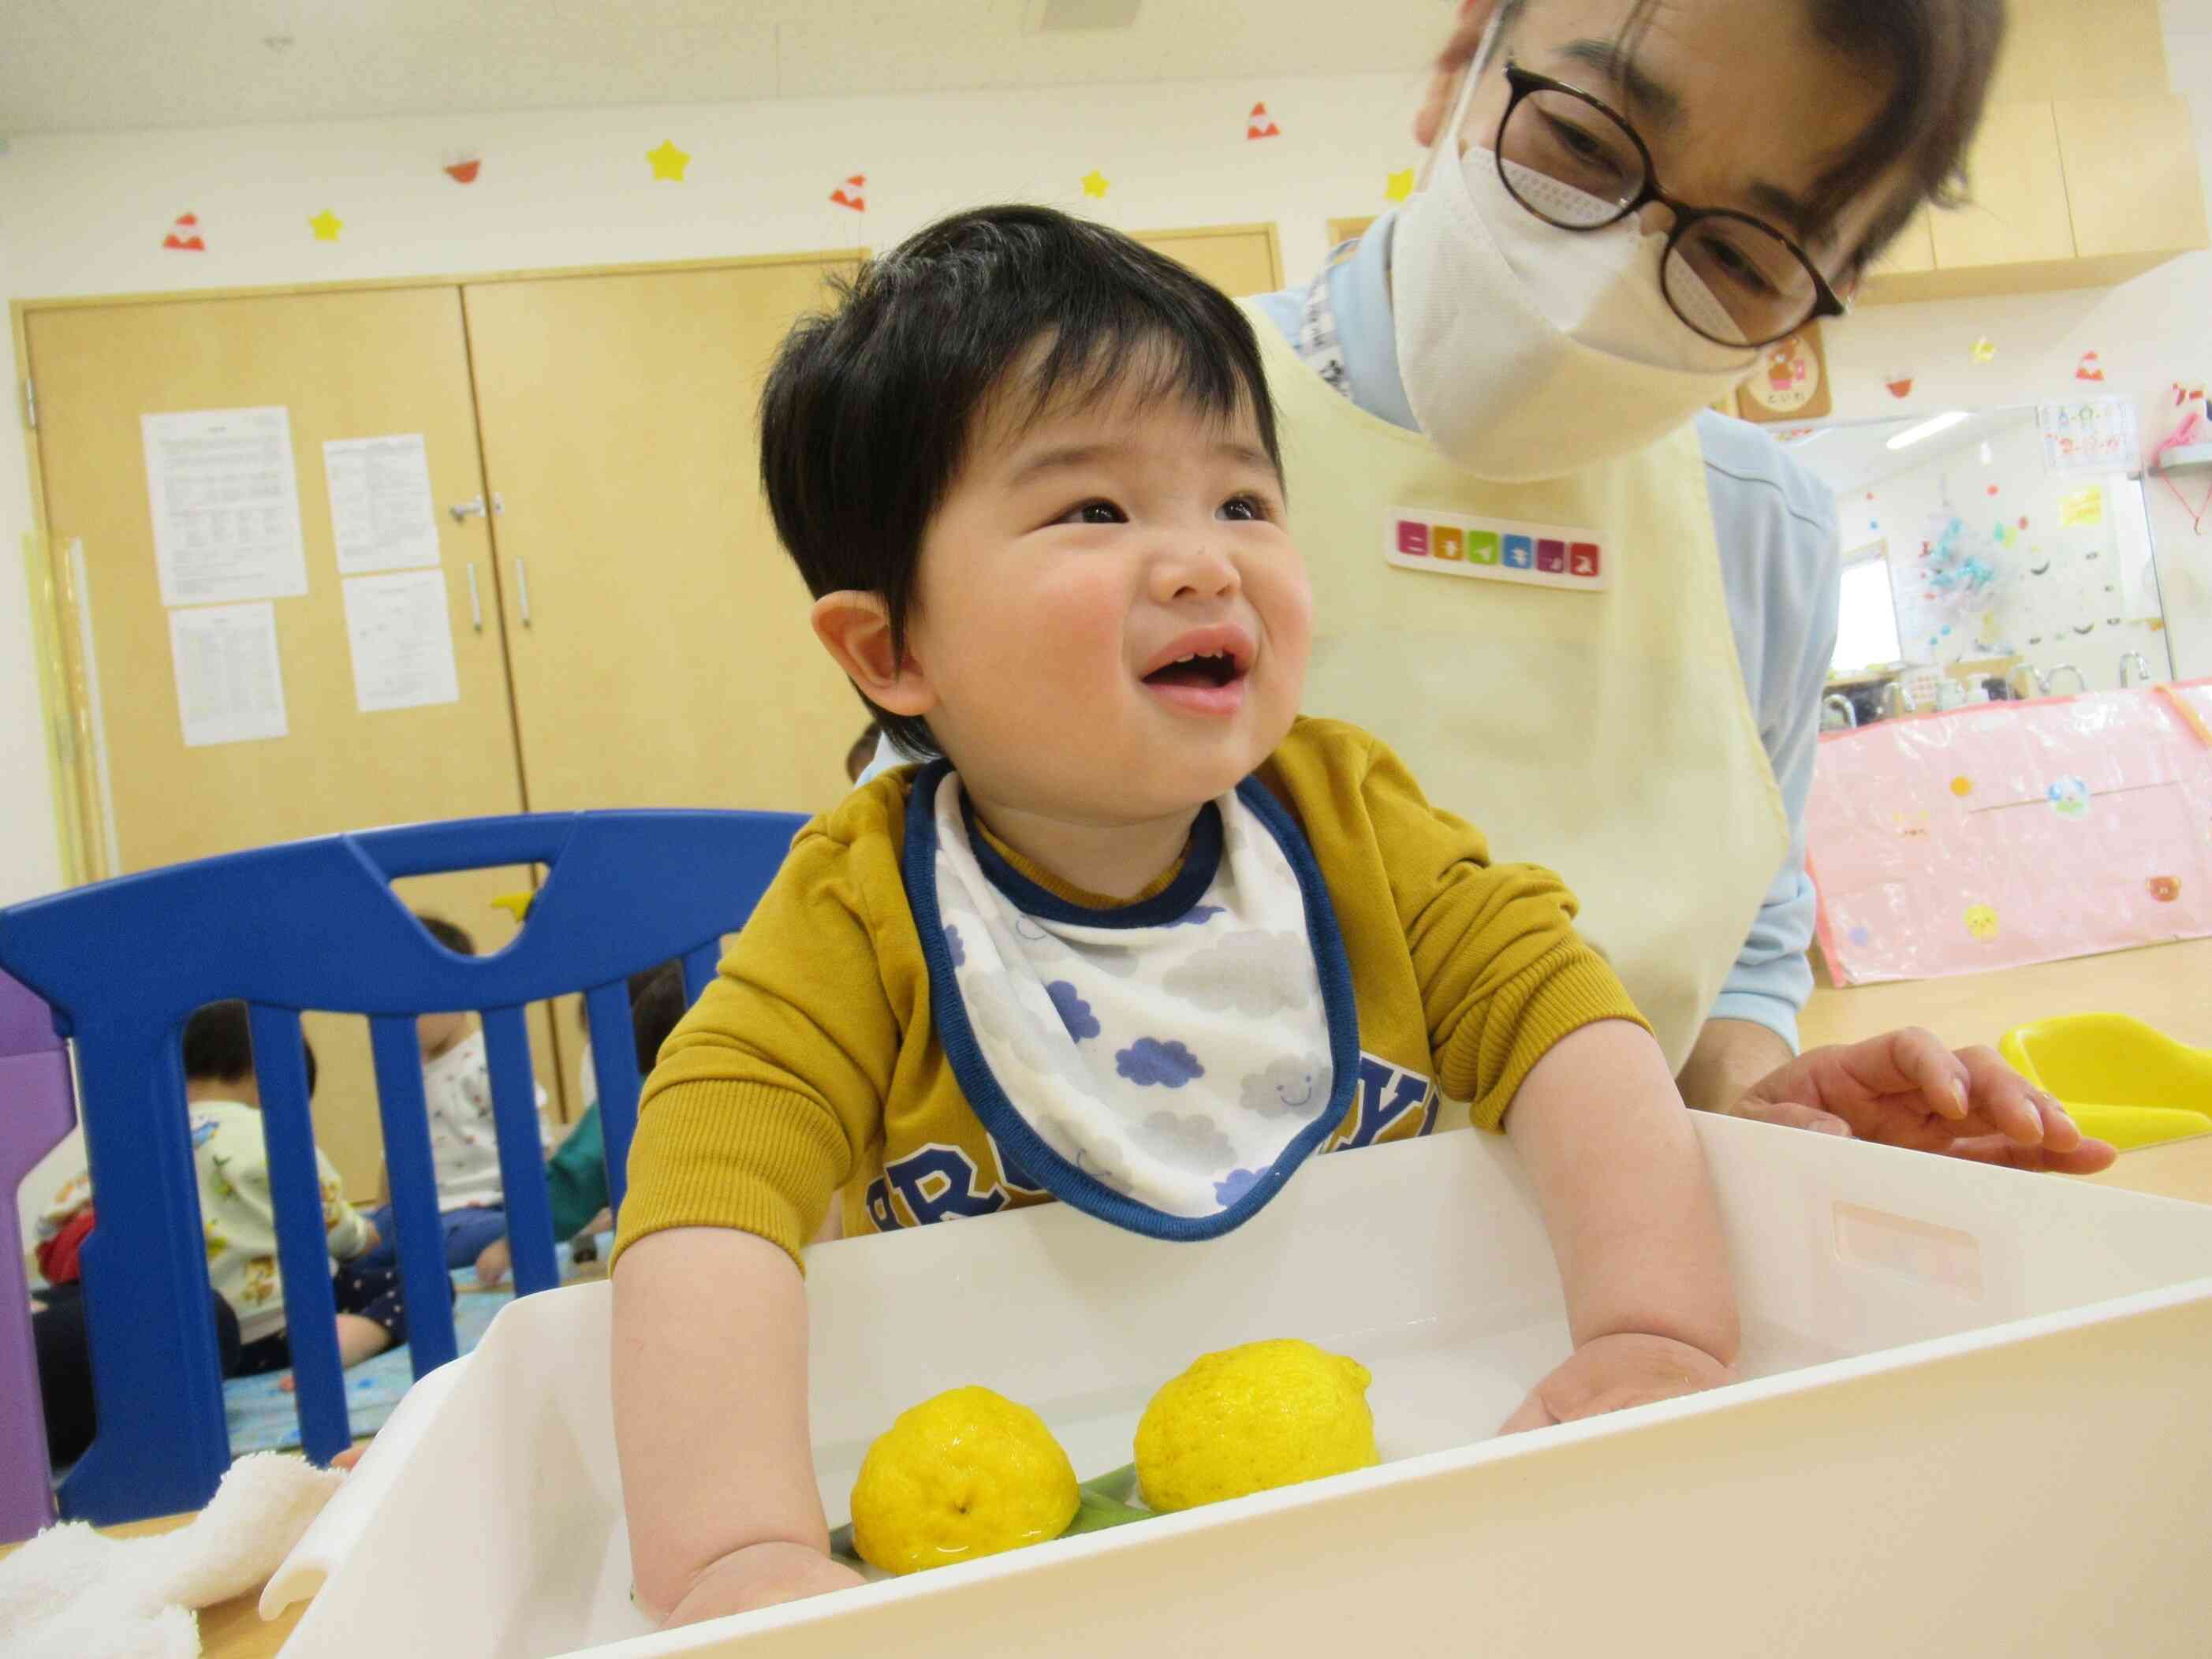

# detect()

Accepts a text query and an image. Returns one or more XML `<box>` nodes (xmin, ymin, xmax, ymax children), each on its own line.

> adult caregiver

<box><xmin>1239</xmin><ymin>0</ymin><xmax>2112</xmax><ymax>1171</ymax></box>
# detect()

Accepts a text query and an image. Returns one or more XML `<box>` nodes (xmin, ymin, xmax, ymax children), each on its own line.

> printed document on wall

<box><xmin>170</xmin><ymin>602</ymin><xmax>290</xmax><ymax>747</ymax></box>
<box><xmin>325</xmin><ymin>434</ymin><xmax>441</xmax><ymax>575</ymax></box>
<box><xmin>142</xmin><ymin>407</ymin><xmax>310</xmax><ymax>606</ymax></box>
<box><xmin>342</xmin><ymin>569</ymin><xmax>461</xmax><ymax>714</ymax></box>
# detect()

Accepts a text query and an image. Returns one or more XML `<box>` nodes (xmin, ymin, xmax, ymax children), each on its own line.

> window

<box><xmin>1833</xmin><ymin>546</ymin><xmax>1903</xmax><ymax>674</ymax></box>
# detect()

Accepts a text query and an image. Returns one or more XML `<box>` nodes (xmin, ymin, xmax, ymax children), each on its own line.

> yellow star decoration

<box><xmin>1969</xmin><ymin>335</ymin><xmax>1996</xmax><ymax>363</ymax></box>
<box><xmin>647</xmin><ymin>139</ymin><xmax>692</xmax><ymax>182</ymax></box>
<box><xmin>1080</xmin><ymin>169</ymin><xmax>1111</xmax><ymax>199</ymax></box>
<box><xmin>1384</xmin><ymin>167</ymin><xmax>1416</xmax><ymax>203</ymax></box>
<box><xmin>308</xmin><ymin>209</ymin><xmax>343</xmax><ymax>242</ymax></box>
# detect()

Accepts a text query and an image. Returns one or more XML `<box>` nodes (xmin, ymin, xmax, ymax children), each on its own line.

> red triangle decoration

<box><xmin>162</xmin><ymin>211</ymin><xmax>206</xmax><ymax>252</ymax></box>
<box><xmin>830</xmin><ymin>173</ymin><xmax>867</xmax><ymax>212</ymax></box>
<box><xmin>1246</xmin><ymin>101</ymin><xmax>1281</xmax><ymax>140</ymax></box>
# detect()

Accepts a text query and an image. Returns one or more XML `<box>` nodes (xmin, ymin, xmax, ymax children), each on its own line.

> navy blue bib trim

<box><xmin>961</xmin><ymin>785</ymin><xmax>1225</xmax><ymax>930</ymax></box>
<box><xmin>901</xmin><ymin>759</ymin><xmax>1360</xmax><ymax>1241</ymax></box>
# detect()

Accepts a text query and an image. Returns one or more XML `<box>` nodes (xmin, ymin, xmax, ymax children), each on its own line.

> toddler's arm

<box><xmin>318</xmin><ymin>1152</ymin><xmax>371</xmax><ymax>1260</ymax></box>
<box><xmin>224</xmin><ymin>1131</ymin><xmax>371</xmax><ymax>1262</ymax></box>
<box><xmin>1294</xmin><ymin>728</ymin><xmax>1736</xmax><ymax>1418</ymax></box>
<box><xmin>1502</xmin><ymin>1019</ymin><xmax>1739</xmax><ymax>1426</ymax></box>
<box><xmin>609</xmin><ymin>801</ymin><xmax>912</xmax><ymax>1624</ymax></box>
<box><xmin>614</xmin><ymin>1226</ymin><xmax>863</xmax><ymax>1626</ymax></box>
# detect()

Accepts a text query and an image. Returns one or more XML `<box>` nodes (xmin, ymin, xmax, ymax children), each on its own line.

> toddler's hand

<box><xmin>474</xmin><ymin>1236</ymin><xmax>512</xmax><ymax>1287</ymax></box>
<box><xmin>1499</xmin><ymin>1332</ymin><xmax>1733</xmax><ymax>1434</ymax></box>
<box><xmin>655</xmin><ymin>1542</ymin><xmax>865</xmax><ymax>1628</ymax></box>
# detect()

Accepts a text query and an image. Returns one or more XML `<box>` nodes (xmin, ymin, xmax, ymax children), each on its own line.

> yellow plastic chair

<box><xmin>2000</xmin><ymin>1013</ymin><xmax>2212</xmax><ymax>1151</ymax></box>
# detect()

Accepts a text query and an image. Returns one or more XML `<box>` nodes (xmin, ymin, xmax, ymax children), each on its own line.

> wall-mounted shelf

<box><xmin>2154</xmin><ymin>442</ymin><xmax>2212</xmax><ymax>473</ymax></box>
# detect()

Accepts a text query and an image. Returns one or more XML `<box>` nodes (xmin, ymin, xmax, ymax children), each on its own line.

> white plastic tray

<box><xmin>265</xmin><ymin>1119</ymin><xmax>2212</xmax><ymax>1657</ymax></box>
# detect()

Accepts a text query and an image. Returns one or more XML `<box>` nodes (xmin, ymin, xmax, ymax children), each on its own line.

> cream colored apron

<box><xmin>1248</xmin><ymin>314</ymin><xmax>1789</xmax><ymax>1072</ymax></box>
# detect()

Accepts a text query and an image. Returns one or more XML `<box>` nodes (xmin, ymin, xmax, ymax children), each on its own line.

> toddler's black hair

<box><xmin>626</xmin><ymin>961</ymin><xmax>688</xmax><ymax>1074</ymax></box>
<box><xmin>183</xmin><ymin>1001</ymin><xmax>319</xmax><ymax>1098</ymax></box>
<box><xmin>759</xmin><ymin>205</ymin><xmax>1281</xmax><ymax>759</ymax></box>
<box><xmin>415</xmin><ymin>913</ymin><xmax>476</xmax><ymax>957</ymax></box>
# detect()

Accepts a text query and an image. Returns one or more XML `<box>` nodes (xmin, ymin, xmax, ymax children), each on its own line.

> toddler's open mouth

<box><xmin>1143</xmin><ymin>651</ymin><xmax>1240</xmax><ymax>691</ymax></box>
<box><xmin>1139</xmin><ymin>628</ymin><xmax>1252</xmax><ymax>717</ymax></box>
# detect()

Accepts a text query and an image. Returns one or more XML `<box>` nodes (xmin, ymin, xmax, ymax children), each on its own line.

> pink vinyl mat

<box><xmin>1807</xmin><ymin>680</ymin><xmax>2212</xmax><ymax>984</ymax></box>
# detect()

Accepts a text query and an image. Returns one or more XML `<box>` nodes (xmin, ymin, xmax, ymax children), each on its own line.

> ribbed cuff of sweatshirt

<box><xmin>610</xmin><ymin>1080</ymin><xmax>849</xmax><ymax>1273</ymax></box>
<box><xmin>1448</xmin><ymin>945</ymin><xmax>1654</xmax><ymax>1132</ymax></box>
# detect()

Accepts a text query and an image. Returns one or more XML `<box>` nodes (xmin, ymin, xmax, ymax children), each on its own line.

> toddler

<box><xmin>612</xmin><ymin>206</ymin><xmax>1738</xmax><ymax>1627</ymax></box>
<box><xmin>844</xmin><ymin>721</ymin><xmax>882</xmax><ymax>786</ymax></box>
<box><xmin>362</xmin><ymin>912</ymin><xmax>551</xmax><ymax>1270</ymax></box>
<box><xmin>33</xmin><ymin>1002</ymin><xmax>412</xmax><ymax>1462</ymax></box>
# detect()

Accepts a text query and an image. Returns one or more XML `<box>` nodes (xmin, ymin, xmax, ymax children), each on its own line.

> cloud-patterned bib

<box><xmin>903</xmin><ymin>761</ymin><xmax>1360</xmax><ymax>1240</ymax></box>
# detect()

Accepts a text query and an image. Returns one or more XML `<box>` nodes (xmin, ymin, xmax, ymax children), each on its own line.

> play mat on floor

<box><xmin>224</xmin><ymin>1280</ymin><xmax>512</xmax><ymax>1456</ymax></box>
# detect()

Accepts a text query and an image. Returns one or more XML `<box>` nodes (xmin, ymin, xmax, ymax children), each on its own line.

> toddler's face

<box><xmin>906</xmin><ymin>382</ymin><xmax>1309</xmax><ymax>824</ymax></box>
<box><xmin>416</xmin><ymin>1010</ymin><xmax>470</xmax><ymax>1060</ymax></box>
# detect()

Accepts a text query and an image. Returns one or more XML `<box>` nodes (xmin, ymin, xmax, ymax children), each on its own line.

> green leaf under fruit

<box><xmin>1063</xmin><ymin>1465</ymin><xmax>1151</xmax><ymax>1536</ymax></box>
<box><xmin>830</xmin><ymin>1463</ymin><xmax>1154</xmax><ymax>1568</ymax></box>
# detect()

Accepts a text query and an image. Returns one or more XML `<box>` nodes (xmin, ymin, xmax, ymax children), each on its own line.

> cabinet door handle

<box><xmin>464</xmin><ymin>562</ymin><xmax>483</xmax><ymax>632</ymax></box>
<box><xmin>515</xmin><ymin>557</ymin><xmax>532</xmax><ymax>628</ymax></box>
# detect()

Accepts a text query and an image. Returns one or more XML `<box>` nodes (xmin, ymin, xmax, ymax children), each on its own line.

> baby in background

<box><xmin>32</xmin><ymin>1002</ymin><xmax>413</xmax><ymax>1463</ymax></box>
<box><xmin>472</xmin><ymin>960</ymin><xmax>688</xmax><ymax>1286</ymax></box>
<box><xmin>844</xmin><ymin>720</ymin><xmax>881</xmax><ymax>786</ymax></box>
<box><xmin>611</xmin><ymin>205</ymin><xmax>1739</xmax><ymax>1627</ymax></box>
<box><xmin>360</xmin><ymin>912</ymin><xmax>552</xmax><ymax>1273</ymax></box>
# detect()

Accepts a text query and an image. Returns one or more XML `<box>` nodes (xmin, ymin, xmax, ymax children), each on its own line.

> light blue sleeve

<box><xmin>1695</xmin><ymin>413</ymin><xmax>1842</xmax><ymax>1053</ymax></box>
<box><xmin>1244</xmin><ymin>288</ymin><xmax>1303</xmax><ymax>345</ymax></box>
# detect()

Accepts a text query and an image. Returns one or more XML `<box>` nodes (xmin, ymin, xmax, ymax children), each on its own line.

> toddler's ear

<box><xmin>811</xmin><ymin>591</ymin><xmax>936</xmax><ymax>719</ymax></box>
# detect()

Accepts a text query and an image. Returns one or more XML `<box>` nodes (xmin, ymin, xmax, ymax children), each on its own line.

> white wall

<box><xmin>1</xmin><ymin>16</ymin><xmax>2208</xmax><ymax>895</ymax></box>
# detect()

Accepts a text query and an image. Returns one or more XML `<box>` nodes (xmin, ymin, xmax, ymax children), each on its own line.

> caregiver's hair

<box><xmin>1494</xmin><ymin>0</ymin><xmax>2005</xmax><ymax>276</ymax></box>
<box><xmin>757</xmin><ymin>204</ymin><xmax>1283</xmax><ymax>762</ymax></box>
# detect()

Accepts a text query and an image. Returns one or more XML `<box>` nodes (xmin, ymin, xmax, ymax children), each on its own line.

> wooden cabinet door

<box><xmin>1991</xmin><ymin>0</ymin><xmax>2169</xmax><ymax>104</ymax></box>
<box><xmin>461</xmin><ymin>255</ymin><xmax>864</xmax><ymax>821</ymax></box>
<box><xmin>24</xmin><ymin>286</ymin><xmax>561</xmax><ymax>1192</ymax></box>
<box><xmin>2056</xmin><ymin>95</ymin><xmax>2211</xmax><ymax>260</ymax></box>
<box><xmin>1929</xmin><ymin>103</ymin><xmax>2076</xmax><ymax>270</ymax></box>
<box><xmin>1868</xmin><ymin>206</ymin><xmax>1938</xmax><ymax>278</ymax></box>
<box><xmin>1135</xmin><ymin>225</ymin><xmax>1285</xmax><ymax>296</ymax></box>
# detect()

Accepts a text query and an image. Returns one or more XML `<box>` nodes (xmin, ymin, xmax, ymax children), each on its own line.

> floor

<box><xmin>222</xmin><ymin>1280</ymin><xmax>516</xmax><ymax>1456</ymax></box>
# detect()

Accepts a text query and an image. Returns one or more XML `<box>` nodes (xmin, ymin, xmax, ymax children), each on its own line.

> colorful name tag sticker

<box><xmin>1385</xmin><ymin>507</ymin><xmax>1609</xmax><ymax>592</ymax></box>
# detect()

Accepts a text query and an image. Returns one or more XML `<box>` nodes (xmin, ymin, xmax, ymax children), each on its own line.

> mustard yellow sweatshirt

<box><xmin>616</xmin><ymin>718</ymin><xmax>1645</xmax><ymax>1267</ymax></box>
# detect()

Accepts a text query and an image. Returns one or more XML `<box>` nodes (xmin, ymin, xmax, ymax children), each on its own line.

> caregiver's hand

<box><xmin>1728</xmin><ymin>1029</ymin><xmax>2117</xmax><ymax>1173</ymax></box>
<box><xmin>1413</xmin><ymin>0</ymin><xmax>1501</xmax><ymax>148</ymax></box>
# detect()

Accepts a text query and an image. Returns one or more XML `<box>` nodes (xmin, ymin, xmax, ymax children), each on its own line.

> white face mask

<box><xmin>1391</xmin><ymin>62</ymin><xmax>1758</xmax><ymax>481</ymax></box>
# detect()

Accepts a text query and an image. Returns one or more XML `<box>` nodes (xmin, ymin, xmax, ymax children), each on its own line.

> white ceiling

<box><xmin>0</xmin><ymin>0</ymin><xmax>1449</xmax><ymax>135</ymax></box>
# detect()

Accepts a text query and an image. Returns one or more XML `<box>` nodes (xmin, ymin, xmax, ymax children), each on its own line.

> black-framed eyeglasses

<box><xmin>1494</xmin><ymin>62</ymin><xmax>1848</xmax><ymax>349</ymax></box>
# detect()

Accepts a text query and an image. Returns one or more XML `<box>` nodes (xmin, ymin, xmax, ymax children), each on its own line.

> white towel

<box><xmin>0</xmin><ymin>1452</ymin><xmax>342</xmax><ymax>1658</ymax></box>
